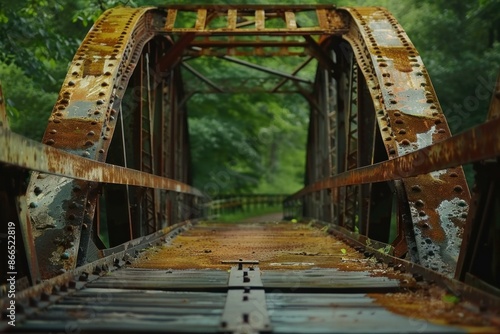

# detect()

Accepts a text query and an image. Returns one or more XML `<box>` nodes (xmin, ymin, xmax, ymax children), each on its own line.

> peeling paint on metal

<box><xmin>397</xmin><ymin>125</ymin><xmax>438</xmax><ymax>155</ymax></box>
<box><xmin>430</xmin><ymin>169</ymin><xmax>447</xmax><ymax>180</ymax></box>
<box><xmin>436</xmin><ymin>198</ymin><xmax>467</xmax><ymax>262</ymax></box>
<box><xmin>411</xmin><ymin>205</ymin><xmax>448</xmax><ymax>273</ymax></box>
<box><xmin>339</xmin><ymin>7</ymin><xmax>472</xmax><ymax>277</ymax></box>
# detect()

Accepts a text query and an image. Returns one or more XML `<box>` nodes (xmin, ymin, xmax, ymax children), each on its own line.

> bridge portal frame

<box><xmin>0</xmin><ymin>5</ymin><xmax>498</xmax><ymax>294</ymax></box>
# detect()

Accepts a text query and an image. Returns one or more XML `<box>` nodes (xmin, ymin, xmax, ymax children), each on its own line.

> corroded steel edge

<box><xmin>325</xmin><ymin>7</ymin><xmax>470</xmax><ymax>276</ymax></box>
<box><xmin>311</xmin><ymin>219</ymin><xmax>500</xmax><ymax>309</ymax></box>
<box><xmin>0</xmin><ymin>220</ymin><xmax>195</xmax><ymax>319</ymax></box>
<box><xmin>0</xmin><ymin>128</ymin><xmax>203</xmax><ymax>196</ymax></box>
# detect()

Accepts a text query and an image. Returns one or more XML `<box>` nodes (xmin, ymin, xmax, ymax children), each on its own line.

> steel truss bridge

<box><xmin>1</xmin><ymin>4</ymin><xmax>499</xmax><ymax>333</ymax></box>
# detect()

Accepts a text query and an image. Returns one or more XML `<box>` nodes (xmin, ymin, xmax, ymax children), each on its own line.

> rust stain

<box><xmin>82</xmin><ymin>58</ymin><xmax>104</xmax><ymax>77</ymax></box>
<box><xmin>377</xmin><ymin>47</ymin><xmax>413</xmax><ymax>72</ymax></box>
<box><xmin>349</xmin><ymin>7</ymin><xmax>384</xmax><ymax>17</ymax></box>
<box><xmin>44</xmin><ymin>118</ymin><xmax>103</xmax><ymax>150</ymax></box>
<box><xmin>385</xmin><ymin>108</ymin><xmax>469</xmax><ymax>248</ymax></box>
<box><xmin>406</xmin><ymin>167</ymin><xmax>468</xmax><ymax>240</ymax></box>
<box><xmin>386</xmin><ymin>109</ymin><xmax>442</xmax><ymax>145</ymax></box>
<box><xmin>408</xmin><ymin>174</ymin><xmax>446</xmax><ymax>242</ymax></box>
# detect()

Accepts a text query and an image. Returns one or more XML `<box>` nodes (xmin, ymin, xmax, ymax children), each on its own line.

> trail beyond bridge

<box><xmin>1</xmin><ymin>5</ymin><xmax>500</xmax><ymax>333</ymax></box>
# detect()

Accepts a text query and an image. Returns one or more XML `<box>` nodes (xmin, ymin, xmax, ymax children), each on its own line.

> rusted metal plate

<box><xmin>316</xmin><ymin>9</ymin><xmax>329</xmax><ymax>29</ymax></box>
<box><xmin>289</xmin><ymin>113</ymin><xmax>500</xmax><ymax>275</ymax></box>
<box><xmin>255</xmin><ymin>10</ymin><xmax>265</xmax><ymax>30</ymax></box>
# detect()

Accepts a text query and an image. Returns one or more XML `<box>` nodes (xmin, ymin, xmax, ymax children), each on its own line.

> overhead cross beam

<box><xmin>181</xmin><ymin>63</ymin><xmax>225</xmax><ymax>93</ymax></box>
<box><xmin>271</xmin><ymin>56</ymin><xmax>315</xmax><ymax>93</ymax></box>
<box><xmin>217</xmin><ymin>55</ymin><xmax>312</xmax><ymax>85</ymax></box>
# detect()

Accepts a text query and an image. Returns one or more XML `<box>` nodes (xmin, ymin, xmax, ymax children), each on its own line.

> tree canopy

<box><xmin>1</xmin><ymin>0</ymin><xmax>498</xmax><ymax>194</ymax></box>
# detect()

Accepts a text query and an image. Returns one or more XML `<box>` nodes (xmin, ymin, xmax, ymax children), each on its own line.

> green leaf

<box><xmin>340</xmin><ymin>248</ymin><xmax>347</xmax><ymax>255</ymax></box>
<box><xmin>442</xmin><ymin>294</ymin><xmax>460</xmax><ymax>304</ymax></box>
<box><xmin>377</xmin><ymin>245</ymin><xmax>392</xmax><ymax>254</ymax></box>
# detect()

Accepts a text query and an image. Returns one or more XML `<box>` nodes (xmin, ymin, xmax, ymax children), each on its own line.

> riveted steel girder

<box><xmin>341</xmin><ymin>7</ymin><xmax>471</xmax><ymax>276</ymax></box>
<box><xmin>25</xmin><ymin>7</ymin><xmax>171</xmax><ymax>279</ymax></box>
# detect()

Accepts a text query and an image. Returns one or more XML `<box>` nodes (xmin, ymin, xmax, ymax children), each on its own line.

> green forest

<box><xmin>1</xmin><ymin>0</ymin><xmax>499</xmax><ymax>194</ymax></box>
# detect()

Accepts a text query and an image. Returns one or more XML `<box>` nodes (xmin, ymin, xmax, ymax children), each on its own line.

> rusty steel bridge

<box><xmin>1</xmin><ymin>4</ymin><xmax>500</xmax><ymax>333</ymax></box>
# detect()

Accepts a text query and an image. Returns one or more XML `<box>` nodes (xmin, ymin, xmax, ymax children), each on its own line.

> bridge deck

<box><xmin>7</xmin><ymin>221</ymin><xmax>497</xmax><ymax>333</ymax></box>
<box><xmin>134</xmin><ymin>220</ymin><xmax>369</xmax><ymax>270</ymax></box>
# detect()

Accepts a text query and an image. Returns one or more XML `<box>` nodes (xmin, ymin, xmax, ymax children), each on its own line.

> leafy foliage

<box><xmin>0</xmin><ymin>63</ymin><xmax>56</xmax><ymax>139</ymax></box>
<box><xmin>0</xmin><ymin>0</ymin><xmax>87</xmax><ymax>89</ymax></box>
<box><xmin>187</xmin><ymin>90</ymin><xmax>309</xmax><ymax>194</ymax></box>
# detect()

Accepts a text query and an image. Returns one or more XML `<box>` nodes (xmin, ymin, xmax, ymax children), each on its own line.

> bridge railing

<box><xmin>0</xmin><ymin>122</ymin><xmax>209</xmax><ymax>282</ymax></box>
<box><xmin>206</xmin><ymin>194</ymin><xmax>287</xmax><ymax>219</ymax></box>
